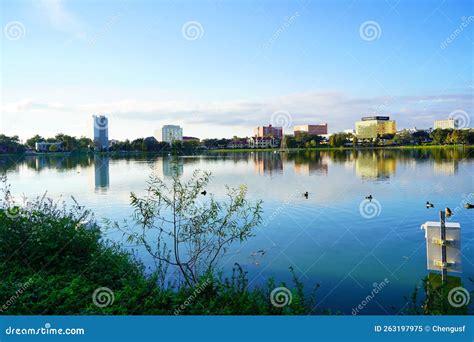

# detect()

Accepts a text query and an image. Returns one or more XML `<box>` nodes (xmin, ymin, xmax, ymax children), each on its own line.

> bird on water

<box><xmin>445</xmin><ymin>207</ymin><xmax>452</xmax><ymax>217</ymax></box>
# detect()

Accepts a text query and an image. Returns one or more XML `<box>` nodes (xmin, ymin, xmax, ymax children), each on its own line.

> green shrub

<box><xmin>0</xmin><ymin>197</ymin><xmax>312</xmax><ymax>315</ymax></box>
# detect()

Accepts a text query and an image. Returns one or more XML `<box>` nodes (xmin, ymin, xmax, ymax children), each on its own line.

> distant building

<box><xmin>294</xmin><ymin>124</ymin><xmax>328</xmax><ymax>136</ymax></box>
<box><xmin>254</xmin><ymin>125</ymin><xmax>283</xmax><ymax>139</ymax></box>
<box><xmin>35</xmin><ymin>141</ymin><xmax>63</xmax><ymax>152</ymax></box>
<box><xmin>153</xmin><ymin>129</ymin><xmax>160</xmax><ymax>141</ymax></box>
<box><xmin>227</xmin><ymin>138</ymin><xmax>248</xmax><ymax>149</ymax></box>
<box><xmin>247</xmin><ymin>136</ymin><xmax>280</xmax><ymax>148</ymax></box>
<box><xmin>109</xmin><ymin>139</ymin><xmax>119</xmax><ymax>148</ymax></box>
<box><xmin>406</xmin><ymin>127</ymin><xmax>420</xmax><ymax>134</ymax></box>
<box><xmin>156</xmin><ymin>125</ymin><xmax>183</xmax><ymax>143</ymax></box>
<box><xmin>434</xmin><ymin>118</ymin><xmax>459</xmax><ymax>130</ymax></box>
<box><xmin>344</xmin><ymin>129</ymin><xmax>355</xmax><ymax>134</ymax></box>
<box><xmin>319</xmin><ymin>133</ymin><xmax>332</xmax><ymax>141</ymax></box>
<box><xmin>93</xmin><ymin>115</ymin><xmax>109</xmax><ymax>150</ymax></box>
<box><xmin>182</xmin><ymin>136</ymin><xmax>200</xmax><ymax>142</ymax></box>
<box><xmin>356</xmin><ymin>116</ymin><xmax>396</xmax><ymax>139</ymax></box>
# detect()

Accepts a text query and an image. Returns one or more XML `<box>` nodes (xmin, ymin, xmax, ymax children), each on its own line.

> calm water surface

<box><xmin>2</xmin><ymin>148</ymin><xmax>473</xmax><ymax>314</ymax></box>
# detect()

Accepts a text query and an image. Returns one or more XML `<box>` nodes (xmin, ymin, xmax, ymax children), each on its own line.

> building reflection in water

<box><xmin>433</xmin><ymin>160</ymin><xmax>458</xmax><ymax>176</ymax></box>
<box><xmin>252</xmin><ymin>152</ymin><xmax>283</xmax><ymax>176</ymax></box>
<box><xmin>35</xmin><ymin>157</ymin><xmax>49</xmax><ymax>170</ymax></box>
<box><xmin>293</xmin><ymin>152</ymin><xmax>329</xmax><ymax>176</ymax></box>
<box><xmin>355</xmin><ymin>151</ymin><xmax>396</xmax><ymax>180</ymax></box>
<box><xmin>156</xmin><ymin>157</ymin><xmax>184</xmax><ymax>177</ymax></box>
<box><xmin>94</xmin><ymin>155</ymin><xmax>110</xmax><ymax>192</ymax></box>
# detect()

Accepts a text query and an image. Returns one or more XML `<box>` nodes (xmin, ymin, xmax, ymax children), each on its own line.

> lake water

<box><xmin>2</xmin><ymin>148</ymin><xmax>473</xmax><ymax>314</ymax></box>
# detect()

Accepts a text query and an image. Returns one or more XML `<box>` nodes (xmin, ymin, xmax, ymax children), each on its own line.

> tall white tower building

<box><xmin>155</xmin><ymin>125</ymin><xmax>183</xmax><ymax>143</ymax></box>
<box><xmin>93</xmin><ymin>115</ymin><xmax>109</xmax><ymax>150</ymax></box>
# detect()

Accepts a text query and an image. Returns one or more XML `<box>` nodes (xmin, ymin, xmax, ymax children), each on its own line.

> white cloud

<box><xmin>2</xmin><ymin>99</ymin><xmax>69</xmax><ymax>112</ymax></box>
<box><xmin>84</xmin><ymin>91</ymin><xmax>471</xmax><ymax>130</ymax></box>
<box><xmin>1</xmin><ymin>91</ymin><xmax>472</xmax><ymax>140</ymax></box>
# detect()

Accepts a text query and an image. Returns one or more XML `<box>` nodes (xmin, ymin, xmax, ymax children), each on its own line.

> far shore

<box><xmin>0</xmin><ymin>144</ymin><xmax>472</xmax><ymax>158</ymax></box>
<box><xmin>209</xmin><ymin>144</ymin><xmax>474</xmax><ymax>153</ymax></box>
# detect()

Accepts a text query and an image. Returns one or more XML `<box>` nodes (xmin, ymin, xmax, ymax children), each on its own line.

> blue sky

<box><xmin>1</xmin><ymin>0</ymin><xmax>472</xmax><ymax>140</ymax></box>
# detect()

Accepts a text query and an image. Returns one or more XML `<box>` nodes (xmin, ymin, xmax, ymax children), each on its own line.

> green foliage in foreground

<box><xmin>403</xmin><ymin>275</ymin><xmax>471</xmax><ymax>315</ymax></box>
<box><xmin>0</xmin><ymin>203</ymin><xmax>312</xmax><ymax>315</ymax></box>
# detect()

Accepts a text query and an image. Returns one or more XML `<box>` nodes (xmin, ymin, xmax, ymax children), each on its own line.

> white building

<box><xmin>434</xmin><ymin>118</ymin><xmax>459</xmax><ymax>130</ymax></box>
<box><xmin>93</xmin><ymin>115</ymin><xmax>109</xmax><ymax>150</ymax></box>
<box><xmin>35</xmin><ymin>141</ymin><xmax>63</xmax><ymax>152</ymax></box>
<box><xmin>247</xmin><ymin>137</ymin><xmax>280</xmax><ymax>148</ymax></box>
<box><xmin>156</xmin><ymin>125</ymin><xmax>183</xmax><ymax>143</ymax></box>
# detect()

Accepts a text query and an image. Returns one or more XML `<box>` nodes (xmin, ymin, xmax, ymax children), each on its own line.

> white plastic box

<box><xmin>421</xmin><ymin>221</ymin><xmax>461</xmax><ymax>273</ymax></box>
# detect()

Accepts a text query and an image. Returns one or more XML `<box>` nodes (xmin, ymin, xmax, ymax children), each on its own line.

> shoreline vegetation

<box><xmin>0</xmin><ymin>170</ymin><xmax>471</xmax><ymax>315</ymax></box>
<box><xmin>0</xmin><ymin>144</ymin><xmax>472</xmax><ymax>158</ymax></box>
<box><xmin>208</xmin><ymin>144</ymin><xmax>474</xmax><ymax>153</ymax></box>
<box><xmin>1</xmin><ymin>128</ymin><xmax>473</xmax><ymax>156</ymax></box>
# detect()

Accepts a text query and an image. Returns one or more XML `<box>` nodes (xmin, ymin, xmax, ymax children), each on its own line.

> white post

<box><xmin>440</xmin><ymin>211</ymin><xmax>447</xmax><ymax>284</ymax></box>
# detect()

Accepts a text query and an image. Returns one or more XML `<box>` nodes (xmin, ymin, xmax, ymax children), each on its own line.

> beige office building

<box><xmin>434</xmin><ymin>118</ymin><xmax>458</xmax><ymax>130</ymax></box>
<box><xmin>294</xmin><ymin>124</ymin><xmax>328</xmax><ymax>135</ymax></box>
<box><xmin>356</xmin><ymin>116</ymin><xmax>396</xmax><ymax>139</ymax></box>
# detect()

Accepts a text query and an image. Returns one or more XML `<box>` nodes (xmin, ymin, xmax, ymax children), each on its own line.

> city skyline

<box><xmin>1</xmin><ymin>0</ymin><xmax>472</xmax><ymax>140</ymax></box>
<box><xmin>6</xmin><ymin>113</ymin><xmax>468</xmax><ymax>144</ymax></box>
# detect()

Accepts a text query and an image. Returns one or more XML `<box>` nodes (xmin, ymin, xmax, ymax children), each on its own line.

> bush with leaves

<box><xmin>117</xmin><ymin>166</ymin><xmax>263</xmax><ymax>287</ymax></box>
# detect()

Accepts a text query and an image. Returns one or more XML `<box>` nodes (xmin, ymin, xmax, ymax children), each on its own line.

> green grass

<box><xmin>210</xmin><ymin>144</ymin><xmax>474</xmax><ymax>153</ymax></box>
<box><xmin>392</xmin><ymin>144</ymin><xmax>473</xmax><ymax>150</ymax></box>
<box><xmin>1</xmin><ymin>144</ymin><xmax>472</xmax><ymax>157</ymax></box>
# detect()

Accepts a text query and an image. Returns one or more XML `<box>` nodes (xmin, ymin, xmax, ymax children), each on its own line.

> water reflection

<box><xmin>21</xmin><ymin>154</ymin><xmax>94</xmax><ymax>172</ymax></box>
<box><xmin>433</xmin><ymin>160</ymin><xmax>459</xmax><ymax>176</ymax></box>
<box><xmin>155</xmin><ymin>158</ymin><xmax>184</xmax><ymax>177</ymax></box>
<box><xmin>0</xmin><ymin>147</ymin><xmax>470</xmax><ymax>180</ymax></box>
<box><xmin>290</xmin><ymin>151</ymin><xmax>329</xmax><ymax>176</ymax></box>
<box><xmin>94</xmin><ymin>155</ymin><xmax>110</xmax><ymax>191</ymax></box>
<box><xmin>252</xmin><ymin>152</ymin><xmax>283</xmax><ymax>175</ymax></box>
<box><xmin>355</xmin><ymin>150</ymin><xmax>397</xmax><ymax>180</ymax></box>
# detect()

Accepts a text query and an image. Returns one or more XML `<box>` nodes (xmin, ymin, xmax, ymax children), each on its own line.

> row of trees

<box><xmin>327</xmin><ymin>129</ymin><xmax>474</xmax><ymax>148</ymax></box>
<box><xmin>1</xmin><ymin>128</ymin><xmax>473</xmax><ymax>154</ymax></box>
<box><xmin>430</xmin><ymin>129</ymin><xmax>473</xmax><ymax>145</ymax></box>
<box><xmin>0</xmin><ymin>135</ymin><xmax>25</xmax><ymax>154</ymax></box>
<box><xmin>328</xmin><ymin>133</ymin><xmax>355</xmax><ymax>147</ymax></box>
<box><xmin>0</xmin><ymin>134</ymin><xmax>205</xmax><ymax>154</ymax></box>
<box><xmin>25</xmin><ymin>134</ymin><xmax>94</xmax><ymax>152</ymax></box>
<box><xmin>286</xmin><ymin>133</ymin><xmax>324</xmax><ymax>148</ymax></box>
<box><xmin>108</xmin><ymin>137</ymin><xmax>202</xmax><ymax>154</ymax></box>
<box><xmin>391</xmin><ymin>128</ymin><xmax>473</xmax><ymax>146</ymax></box>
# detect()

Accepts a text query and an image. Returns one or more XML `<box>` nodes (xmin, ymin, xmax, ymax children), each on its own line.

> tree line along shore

<box><xmin>0</xmin><ymin>128</ymin><xmax>473</xmax><ymax>155</ymax></box>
